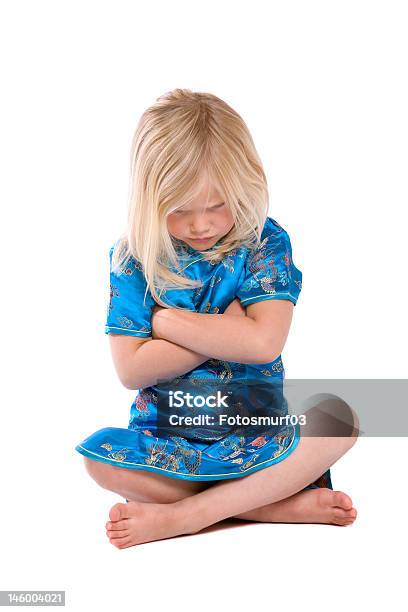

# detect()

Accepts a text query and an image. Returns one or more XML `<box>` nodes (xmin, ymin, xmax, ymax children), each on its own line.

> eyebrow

<box><xmin>177</xmin><ymin>201</ymin><xmax>224</xmax><ymax>212</ymax></box>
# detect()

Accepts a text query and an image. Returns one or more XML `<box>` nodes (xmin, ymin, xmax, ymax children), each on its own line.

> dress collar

<box><xmin>173</xmin><ymin>238</ymin><xmax>224</xmax><ymax>258</ymax></box>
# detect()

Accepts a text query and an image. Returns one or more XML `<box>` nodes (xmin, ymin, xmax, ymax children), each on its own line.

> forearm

<box><xmin>153</xmin><ymin>309</ymin><xmax>268</xmax><ymax>364</ymax></box>
<box><xmin>124</xmin><ymin>339</ymin><xmax>210</xmax><ymax>390</ymax></box>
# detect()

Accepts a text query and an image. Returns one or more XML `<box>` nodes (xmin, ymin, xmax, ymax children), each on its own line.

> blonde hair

<box><xmin>112</xmin><ymin>88</ymin><xmax>270</xmax><ymax>308</ymax></box>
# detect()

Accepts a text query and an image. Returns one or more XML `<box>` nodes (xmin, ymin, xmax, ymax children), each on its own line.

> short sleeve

<box><xmin>105</xmin><ymin>245</ymin><xmax>155</xmax><ymax>337</ymax></box>
<box><xmin>236</xmin><ymin>221</ymin><xmax>303</xmax><ymax>307</ymax></box>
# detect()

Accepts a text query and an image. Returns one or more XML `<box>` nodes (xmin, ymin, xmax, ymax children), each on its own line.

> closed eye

<box><xmin>172</xmin><ymin>202</ymin><xmax>225</xmax><ymax>214</ymax></box>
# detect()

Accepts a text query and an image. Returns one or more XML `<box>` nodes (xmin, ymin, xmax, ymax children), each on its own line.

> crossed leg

<box><xmin>82</xmin><ymin>400</ymin><xmax>360</xmax><ymax>547</ymax></box>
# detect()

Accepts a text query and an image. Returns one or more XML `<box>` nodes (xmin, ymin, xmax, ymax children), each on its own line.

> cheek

<box><xmin>167</xmin><ymin>216</ymin><xmax>182</xmax><ymax>236</ymax></box>
<box><xmin>221</xmin><ymin>209</ymin><xmax>235</xmax><ymax>229</ymax></box>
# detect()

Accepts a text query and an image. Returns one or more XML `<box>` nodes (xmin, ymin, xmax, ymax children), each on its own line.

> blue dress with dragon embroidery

<box><xmin>75</xmin><ymin>216</ymin><xmax>332</xmax><ymax>490</ymax></box>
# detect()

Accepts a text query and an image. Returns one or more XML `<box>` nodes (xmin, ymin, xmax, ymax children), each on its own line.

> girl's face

<box><xmin>167</xmin><ymin>184</ymin><xmax>235</xmax><ymax>251</ymax></box>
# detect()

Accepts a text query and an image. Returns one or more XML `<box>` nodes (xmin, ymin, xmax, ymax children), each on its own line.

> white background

<box><xmin>1</xmin><ymin>1</ymin><xmax>407</xmax><ymax>610</ymax></box>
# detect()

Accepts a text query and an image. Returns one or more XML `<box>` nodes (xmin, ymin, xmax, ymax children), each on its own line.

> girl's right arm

<box><xmin>109</xmin><ymin>298</ymin><xmax>246</xmax><ymax>390</ymax></box>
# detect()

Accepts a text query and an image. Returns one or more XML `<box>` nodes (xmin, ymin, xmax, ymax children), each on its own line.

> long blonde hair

<box><xmin>112</xmin><ymin>88</ymin><xmax>270</xmax><ymax>308</ymax></box>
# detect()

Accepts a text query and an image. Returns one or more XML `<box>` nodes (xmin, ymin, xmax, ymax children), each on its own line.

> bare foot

<box><xmin>105</xmin><ymin>500</ymin><xmax>185</xmax><ymax>549</ymax></box>
<box><xmin>234</xmin><ymin>488</ymin><xmax>357</xmax><ymax>526</ymax></box>
<box><xmin>105</xmin><ymin>488</ymin><xmax>357</xmax><ymax>549</ymax></box>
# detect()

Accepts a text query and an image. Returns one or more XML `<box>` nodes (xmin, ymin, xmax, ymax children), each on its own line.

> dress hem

<box><xmin>75</xmin><ymin>426</ymin><xmax>301</xmax><ymax>482</ymax></box>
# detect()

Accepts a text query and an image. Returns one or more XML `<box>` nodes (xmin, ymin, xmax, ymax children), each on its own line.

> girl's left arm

<box><xmin>152</xmin><ymin>299</ymin><xmax>294</xmax><ymax>365</ymax></box>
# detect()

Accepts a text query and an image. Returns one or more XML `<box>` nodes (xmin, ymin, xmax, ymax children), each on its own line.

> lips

<box><xmin>189</xmin><ymin>236</ymin><xmax>214</xmax><ymax>241</ymax></box>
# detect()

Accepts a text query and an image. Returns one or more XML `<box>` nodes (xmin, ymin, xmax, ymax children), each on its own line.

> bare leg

<box><xmin>101</xmin><ymin>434</ymin><xmax>356</xmax><ymax>548</ymax></box>
<box><xmin>173</xmin><ymin>435</ymin><xmax>355</xmax><ymax>530</ymax></box>
<box><xmin>83</xmin><ymin>455</ymin><xmax>209</xmax><ymax>503</ymax></box>
<box><xmin>118</xmin><ymin>477</ymin><xmax>357</xmax><ymax>527</ymax></box>
<box><xmin>232</xmin><ymin>487</ymin><xmax>357</xmax><ymax>525</ymax></box>
<box><xmin>81</xmin><ymin>402</ymin><xmax>359</xmax><ymax>547</ymax></box>
<box><xmin>96</xmin><ymin>402</ymin><xmax>360</xmax><ymax>547</ymax></box>
<box><xmin>234</xmin><ymin>398</ymin><xmax>359</xmax><ymax>524</ymax></box>
<box><xmin>85</xmin><ymin>455</ymin><xmax>355</xmax><ymax>548</ymax></box>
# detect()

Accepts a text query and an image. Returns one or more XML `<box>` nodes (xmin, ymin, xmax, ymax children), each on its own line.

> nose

<box><xmin>190</xmin><ymin>211</ymin><xmax>211</xmax><ymax>236</ymax></box>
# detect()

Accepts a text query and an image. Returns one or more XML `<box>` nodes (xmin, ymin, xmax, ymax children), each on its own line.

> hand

<box><xmin>152</xmin><ymin>304</ymin><xmax>165</xmax><ymax>316</ymax></box>
<box><xmin>223</xmin><ymin>298</ymin><xmax>247</xmax><ymax>317</ymax></box>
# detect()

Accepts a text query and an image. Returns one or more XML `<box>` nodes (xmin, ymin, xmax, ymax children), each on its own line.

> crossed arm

<box><xmin>109</xmin><ymin>297</ymin><xmax>295</xmax><ymax>390</ymax></box>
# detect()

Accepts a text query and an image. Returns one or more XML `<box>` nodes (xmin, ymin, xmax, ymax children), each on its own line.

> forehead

<box><xmin>177</xmin><ymin>185</ymin><xmax>223</xmax><ymax>209</ymax></box>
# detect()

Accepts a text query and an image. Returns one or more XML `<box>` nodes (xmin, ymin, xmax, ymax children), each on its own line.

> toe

<box><xmin>107</xmin><ymin>529</ymin><xmax>129</xmax><ymax>539</ymax></box>
<box><xmin>107</xmin><ymin>519</ymin><xmax>129</xmax><ymax>531</ymax></box>
<box><xmin>339</xmin><ymin>507</ymin><xmax>357</xmax><ymax>520</ymax></box>
<box><xmin>109</xmin><ymin>502</ymin><xmax>129</xmax><ymax>522</ymax></box>
<box><xmin>116</xmin><ymin>537</ymin><xmax>134</xmax><ymax>549</ymax></box>
<box><xmin>340</xmin><ymin>517</ymin><xmax>356</xmax><ymax>526</ymax></box>
<box><xmin>110</xmin><ymin>536</ymin><xmax>133</xmax><ymax>549</ymax></box>
<box><xmin>332</xmin><ymin>516</ymin><xmax>350</xmax><ymax>526</ymax></box>
<box><xmin>333</xmin><ymin>507</ymin><xmax>350</xmax><ymax>520</ymax></box>
<box><xmin>332</xmin><ymin>490</ymin><xmax>353</xmax><ymax>510</ymax></box>
<box><xmin>332</xmin><ymin>506</ymin><xmax>357</xmax><ymax>525</ymax></box>
<box><xmin>343</xmin><ymin>508</ymin><xmax>357</xmax><ymax>524</ymax></box>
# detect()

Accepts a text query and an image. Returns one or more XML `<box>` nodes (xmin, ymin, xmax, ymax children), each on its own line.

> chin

<box><xmin>188</xmin><ymin>238</ymin><xmax>217</xmax><ymax>249</ymax></box>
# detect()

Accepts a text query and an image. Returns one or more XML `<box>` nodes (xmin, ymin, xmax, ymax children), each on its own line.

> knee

<box><xmin>337</xmin><ymin>404</ymin><xmax>360</xmax><ymax>451</ymax></box>
<box><xmin>82</xmin><ymin>456</ymin><xmax>127</xmax><ymax>491</ymax></box>
<box><xmin>83</xmin><ymin>456</ymin><xmax>109</xmax><ymax>487</ymax></box>
<box><xmin>302</xmin><ymin>395</ymin><xmax>361</xmax><ymax>443</ymax></box>
<box><xmin>83</xmin><ymin>455</ymin><xmax>97</xmax><ymax>476</ymax></box>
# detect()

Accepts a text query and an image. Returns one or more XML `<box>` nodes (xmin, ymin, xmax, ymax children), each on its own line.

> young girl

<box><xmin>75</xmin><ymin>88</ymin><xmax>359</xmax><ymax>549</ymax></box>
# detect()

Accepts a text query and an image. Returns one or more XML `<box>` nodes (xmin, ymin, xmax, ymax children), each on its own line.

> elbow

<box><xmin>114</xmin><ymin>364</ymin><xmax>143</xmax><ymax>390</ymax></box>
<box><xmin>120</xmin><ymin>368</ymin><xmax>147</xmax><ymax>390</ymax></box>
<box><xmin>121</xmin><ymin>376</ymin><xmax>139</xmax><ymax>390</ymax></box>
<box><xmin>116</xmin><ymin>369</ymin><xmax>137</xmax><ymax>390</ymax></box>
<box><xmin>111</xmin><ymin>339</ymin><xmax>151</xmax><ymax>390</ymax></box>
<box><xmin>251</xmin><ymin>353</ymin><xmax>280</xmax><ymax>366</ymax></box>
<box><xmin>251</xmin><ymin>338</ymin><xmax>282</xmax><ymax>365</ymax></box>
<box><xmin>120</xmin><ymin>368</ymin><xmax>155</xmax><ymax>391</ymax></box>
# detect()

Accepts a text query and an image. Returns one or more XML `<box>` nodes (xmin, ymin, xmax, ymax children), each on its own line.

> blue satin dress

<box><xmin>75</xmin><ymin>216</ymin><xmax>332</xmax><ymax>491</ymax></box>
